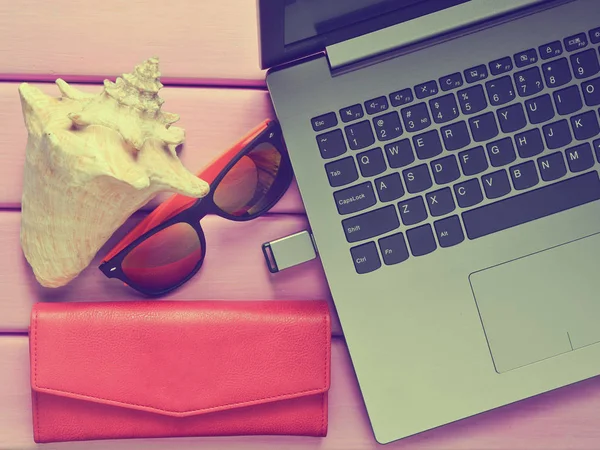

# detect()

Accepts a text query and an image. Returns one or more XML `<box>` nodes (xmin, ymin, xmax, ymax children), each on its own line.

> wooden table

<box><xmin>2</xmin><ymin>2</ymin><xmax>600</xmax><ymax>449</ymax></box>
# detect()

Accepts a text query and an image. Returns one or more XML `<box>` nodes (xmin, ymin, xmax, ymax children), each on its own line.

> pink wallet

<box><xmin>29</xmin><ymin>300</ymin><xmax>331</xmax><ymax>443</ymax></box>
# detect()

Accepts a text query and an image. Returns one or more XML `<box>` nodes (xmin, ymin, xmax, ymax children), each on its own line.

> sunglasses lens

<box><xmin>121</xmin><ymin>222</ymin><xmax>202</xmax><ymax>291</ymax></box>
<box><xmin>213</xmin><ymin>142</ymin><xmax>282</xmax><ymax>217</ymax></box>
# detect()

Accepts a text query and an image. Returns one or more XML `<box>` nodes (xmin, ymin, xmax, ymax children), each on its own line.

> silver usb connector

<box><xmin>261</xmin><ymin>230</ymin><xmax>318</xmax><ymax>273</ymax></box>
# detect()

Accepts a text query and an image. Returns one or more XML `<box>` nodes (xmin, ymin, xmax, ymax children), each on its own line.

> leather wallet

<box><xmin>29</xmin><ymin>300</ymin><xmax>331</xmax><ymax>443</ymax></box>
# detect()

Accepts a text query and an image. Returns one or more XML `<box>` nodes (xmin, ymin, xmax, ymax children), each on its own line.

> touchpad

<box><xmin>470</xmin><ymin>233</ymin><xmax>600</xmax><ymax>373</ymax></box>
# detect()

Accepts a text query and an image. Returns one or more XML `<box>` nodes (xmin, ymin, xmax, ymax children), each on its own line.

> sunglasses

<box><xmin>99</xmin><ymin>119</ymin><xmax>293</xmax><ymax>296</ymax></box>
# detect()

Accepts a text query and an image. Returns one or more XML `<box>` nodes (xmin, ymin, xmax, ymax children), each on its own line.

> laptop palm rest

<box><xmin>470</xmin><ymin>232</ymin><xmax>600</xmax><ymax>374</ymax></box>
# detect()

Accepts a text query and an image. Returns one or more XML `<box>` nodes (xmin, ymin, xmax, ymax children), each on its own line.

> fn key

<box><xmin>351</xmin><ymin>242</ymin><xmax>381</xmax><ymax>274</ymax></box>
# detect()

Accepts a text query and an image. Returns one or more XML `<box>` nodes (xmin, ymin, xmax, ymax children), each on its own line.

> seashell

<box><xmin>18</xmin><ymin>57</ymin><xmax>210</xmax><ymax>288</ymax></box>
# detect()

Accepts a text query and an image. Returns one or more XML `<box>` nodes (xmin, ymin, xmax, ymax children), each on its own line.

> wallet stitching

<box><xmin>32</xmin><ymin>306</ymin><xmax>332</xmax><ymax>417</ymax></box>
<box><xmin>321</xmin><ymin>308</ymin><xmax>329</xmax><ymax>435</ymax></box>
<box><xmin>34</xmin><ymin>308</ymin><xmax>40</xmax><ymax>442</ymax></box>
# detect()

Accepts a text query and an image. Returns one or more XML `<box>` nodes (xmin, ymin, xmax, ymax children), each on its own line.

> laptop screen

<box><xmin>258</xmin><ymin>0</ymin><xmax>470</xmax><ymax>69</ymax></box>
<box><xmin>284</xmin><ymin>0</ymin><xmax>427</xmax><ymax>46</ymax></box>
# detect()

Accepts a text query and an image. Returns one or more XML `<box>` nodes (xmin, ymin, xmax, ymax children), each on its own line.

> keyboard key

<box><xmin>486</xmin><ymin>76</ymin><xmax>516</xmax><ymax>106</ymax></box>
<box><xmin>553</xmin><ymin>85</ymin><xmax>583</xmax><ymax>115</ymax></box>
<box><xmin>497</xmin><ymin>103</ymin><xmax>527</xmax><ymax>133</ymax></box>
<box><xmin>413</xmin><ymin>129</ymin><xmax>443</xmax><ymax>159</ymax></box>
<box><xmin>378</xmin><ymin>233</ymin><xmax>409</xmax><ymax>265</ymax></box>
<box><xmin>582</xmin><ymin>77</ymin><xmax>600</xmax><ymax>106</ymax></box>
<box><xmin>317</xmin><ymin>129</ymin><xmax>346</xmax><ymax>159</ymax></box>
<box><xmin>311</xmin><ymin>112</ymin><xmax>337</xmax><ymax>131</ymax></box>
<box><xmin>590</xmin><ymin>27</ymin><xmax>600</xmax><ymax>44</ymax></box>
<box><xmin>401</xmin><ymin>102</ymin><xmax>431</xmax><ymax>132</ymax></box>
<box><xmin>385</xmin><ymin>139</ymin><xmax>415</xmax><ymax>168</ymax></box>
<box><xmin>431</xmin><ymin>154</ymin><xmax>460</xmax><ymax>185</ymax></box>
<box><xmin>350</xmin><ymin>242</ymin><xmax>381</xmax><ymax>274</ymax></box>
<box><xmin>539</xmin><ymin>41</ymin><xmax>563</xmax><ymax>60</ymax></box>
<box><xmin>398</xmin><ymin>196</ymin><xmax>427</xmax><ymax>225</ymax></box>
<box><xmin>564</xmin><ymin>32</ymin><xmax>588</xmax><ymax>52</ymax></box>
<box><xmin>365</xmin><ymin>96</ymin><xmax>388</xmax><ymax>114</ymax></box>
<box><xmin>514</xmin><ymin>66</ymin><xmax>543</xmax><ymax>97</ymax></box>
<box><xmin>334</xmin><ymin>181</ymin><xmax>377</xmax><ymax>215</ymax></box>
<box><xmin>571</xmin><ymin>49</ymin><xmax>600</xmax><ymax>79</ymax></box>
<box><xmin>426</xmin><ymin>187</ymin><xmax>455</xmax><ymax>217</ymax></box>
<box><xmin>482</xmin><ymin>169</ymin><xmax>511</xmax><ymax>199</ymax></box>
<box><xmin>345</xmin><ymin>121</ymin><xmax>375</xmax><ymax>150</ymax></box>
<box><xmin>542</xmin><ymin>58</ymin><xmax>572</xmax><ymax>88</ymax></box>
<box><xmin>441</xmin><ymin>121</ymin><xmax>470</xmax><ymax>151</ymax></box>
<box><xmin>340</xmin><ymin>104</ymin><xmax>364</xmax><ymax>123</ymax></box>
<box><xmin>458</xmin><ymin>85</ymin><xmax>487</xmax><ymax>115</ymax></box>
<box><xmin>537</xmin><ymin>151</ymin><xmax>567</xmax><ymax>182</ymax></box>
<box><xmin>509</xmin><ymin>161</ymin><xmax>539</xmax><ymax>190</ymax></box>
<box><xmin>565</xmin><ymin>142</ymin><xmax>595</xmax><ymax>172</ymax></box>
<box><xmin>434</xmin><ymin>215</ymin><xmax>465</xmax><ymax>248</ymax></box>
<box><xmin>489</xmin><ymin>57</ymin><xmax>513</xmax><ymax>76</ymax></box>
<box><xmin>463</xmin><ymin>171</ymin><xmax>600</xmax><ymax>240</ymax></box>
<box><xmin>373</xmin><ymin>111</ymin><xmax>403</xmax><ymax>141</ymax></box>
<box><xmin>342</xmin><ymin>205</ymin><xmax>400</xmax><ymax>243</ymax></box>
<box><xmin>430</xmin><ymin>94</ymin><xmax>459</xmax><ymax>124</ymax></box>
<box><xmin>487</xmin><ymin>138</ymin><xmax>517</xmax><ymax>167</ymax></box>
<box><xmin>543</xmin><ymin>119</ymin><xmax>573</xmax><ymax>149</ymax></box>
<box><xmin>515</xmin><ymin>128</ymin><xmax>544</xmax><ymax>158</ymax></box>
<box><xmin>415</xmin><ymin>80</ymin><xmax>438</xmax><ymax>99</ymax></box>
<box><xmin>595</xmin><ymin>139</ymin><xmax>600</xmax><ymax>162</ymax></box>
<box><xmin>439</xmin><ymin>72</ymin><xmax>463</xmax><ymax>91</ymax></box>
<box><xmin>571</xmin><ymin>110</ymin><xmax>600</xmax><ymax>140</ymax></box>
<box><xmin>454</xmin><ymin>178</ymin><xmax>484</xmax><ymax>208</ymax></box>
<box><xmin>464</xmin><ymin>65</ymin><xmax>488</xmax><ymax>83</ymax></box>
<box><xmin>514</xmin><ymin>48</ymin><xmax>538</xmax><ymax>68</ymax></box>
<box><xmin>526</xmin><ymin>94</ymin><xmax>555</xmax><ymax>124</ymax></box>
<box><xmin>325</xmin><ymin>156</ymin><xmax>358</xmax><ymax>187</ymax></box>
<box><xmin>389</xmin><ymin>88</ymin><xmax>413</xmax><ymax>107</ymax></box>
<box><xmin>469</xmin><ymin>112</ymin><xmax>499</xmax><ymax>142</ymax></box>
<box><xmin>357</xmin><ymin>147</ymin><xmax>387</xmax><ymax>177</ymax></box>
<box><xmin>403</xmin><ymin>164</ymin><xmax>433</xmax><ymax>194</ymax></box>
<box><xmin>375</xmin><ymin>173</ymin><xmax>404</xmax><ymax>202</ymax></box>
<box><xmin>407</xmin><ymin>224</ymin><xmax>437</xmax><ymax>256</ymax></box>
<box><xmin>459</xmin><ymin>146</ymin><xmax>488</xmax><ymax>176</ymax></box>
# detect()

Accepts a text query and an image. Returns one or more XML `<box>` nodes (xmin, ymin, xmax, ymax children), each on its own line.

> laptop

<box><xmin>257</xmin><ymin>0</ymin><xmax>600</xmax><ymax>444</ymax></box>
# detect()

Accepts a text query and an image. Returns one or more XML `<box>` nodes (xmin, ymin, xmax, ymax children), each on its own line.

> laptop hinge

<box><xmin>326</xmin><ymin>0</ymin><xmax>559</xmax><ymax>73</ymax></box>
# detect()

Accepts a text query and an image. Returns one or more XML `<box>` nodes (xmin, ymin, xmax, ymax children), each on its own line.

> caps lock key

<box><xmin>333</xmin><ymin>181</ymin><xmax>377</xmax><ymax>215</ymax></box>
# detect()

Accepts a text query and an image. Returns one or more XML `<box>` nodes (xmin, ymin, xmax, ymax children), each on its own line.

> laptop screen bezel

<box><xmin>256</xmin><ymin>0</ymin><xmax>472</xmax><ymax>70</ymax></box>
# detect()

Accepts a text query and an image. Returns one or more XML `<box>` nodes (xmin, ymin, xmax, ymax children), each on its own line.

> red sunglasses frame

<box><xmin>98</xmin><ymin>119</ymin><xmax>292</xmax><ymax>296</ymax></box>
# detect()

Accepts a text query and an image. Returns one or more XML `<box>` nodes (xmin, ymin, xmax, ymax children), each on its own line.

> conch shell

<box><xmin>19</xmin><ymin>57</ymin><xmax>209</xmax><ymax>288</ymax></box>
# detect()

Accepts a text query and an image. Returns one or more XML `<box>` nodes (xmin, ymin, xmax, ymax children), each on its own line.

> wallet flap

<box><xmin>30</xmin><ymin>300</ymin><xmax>330</xmax><ymax>418</ymax></box>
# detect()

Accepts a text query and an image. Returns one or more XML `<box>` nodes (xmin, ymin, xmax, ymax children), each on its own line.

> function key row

<box><xmin>310</xmin><ymin>27</ymin><xmax>600</xmax><ymax>131</ymax></box>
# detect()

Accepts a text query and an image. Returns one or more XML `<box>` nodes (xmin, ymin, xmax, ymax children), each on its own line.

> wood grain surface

<box><xmin>0</xmin><ymin>82</ymin><xmax>304</xmax><ymax>213</ymax></box>
<box><xmin>3</xmin><ymin>2</ymin><xmax>600</xmax><ymax>449</ymax></box>
<box><xmin>3</xmin><ymin>336</ymin><xmax>600</xmax><ymax>450</ymax></box>
<box><xmin>0</xmin><ymin>0</ymin><xmax>265</xmax><ymax>86</ymax></box>
<box><xmin>0</xmin><ymin>211</ymin><xmax>338</xmax><ymax>334</ymax></box>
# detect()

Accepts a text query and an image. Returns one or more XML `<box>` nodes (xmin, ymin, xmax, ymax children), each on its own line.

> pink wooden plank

<box><xmin>0</xmin><ymin>82</ymin><xmax>304</xmax><ymax>213</ymax></box>
<box><xmin>0</xmin><ymin>0</ymin><xmax>265</xmax><ymax>86</ymax></box>
<box><xmin>0</xmin><ymin>211</ymin><xmax>338</xmax><ymax>334</ymax></box>
<box><xmin>3</xmin><ymin>336</ymin><xmax>600</xmax><ymax>450</ymax></box>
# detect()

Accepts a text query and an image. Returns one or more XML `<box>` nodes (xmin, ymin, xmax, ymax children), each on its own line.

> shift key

<box><xmin>334</xmin><ymin>181</ymin><xmax>377</xmax><ymax>215</ymax></box>
<box><xmin>342</xmin><ymin>205</ymin><xmax>400</xmax><ymax>243</ymax></box>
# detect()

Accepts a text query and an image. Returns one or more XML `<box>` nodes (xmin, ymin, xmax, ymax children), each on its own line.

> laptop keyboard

<box><xmin>311</xmin><ymin>27</ymin><xmax>600</xmax><ymax>274</ymax></box>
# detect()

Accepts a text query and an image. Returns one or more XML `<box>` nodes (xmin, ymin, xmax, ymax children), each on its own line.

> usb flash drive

<box><xmin>261</xmin><ymin>230</ymin><xmax>318</xmax><ymax>273</ymax></box>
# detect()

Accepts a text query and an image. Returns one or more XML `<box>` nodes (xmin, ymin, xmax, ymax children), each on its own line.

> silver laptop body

<box><xmin>258</xmin><ymin>0</ymin><xmax>600</xmax><ymax>443</ymax></box>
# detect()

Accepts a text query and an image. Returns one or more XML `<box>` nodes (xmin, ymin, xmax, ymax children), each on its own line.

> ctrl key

<box><xmin>350</xmin><ymin>242</ymin><xmax>381</xmax><ymax>274</ymax></box>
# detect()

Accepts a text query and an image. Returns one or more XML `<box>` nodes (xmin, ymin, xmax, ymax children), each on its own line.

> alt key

<box><xmin>350</xmin><ymin>241</ymin><xmax>381</xmax><ymax>274</ymax></box>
